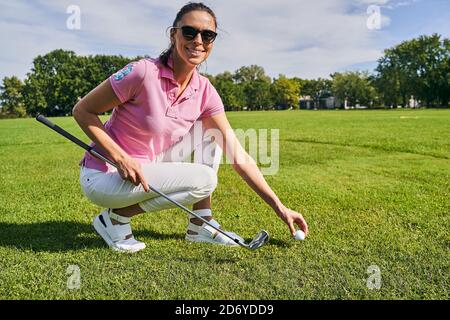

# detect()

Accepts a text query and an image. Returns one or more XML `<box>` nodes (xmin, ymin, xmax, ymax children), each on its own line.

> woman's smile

<box><xmin>185</xmin><ymin>47</ymin><xmax>206</xmax><ymax>57</ymax></box>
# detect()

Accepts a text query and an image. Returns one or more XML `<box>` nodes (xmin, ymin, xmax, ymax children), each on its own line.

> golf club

<box><xmin>35</xmin><ymin>114</ymin><xmax>269</xmax><ymax>250</ymax></box>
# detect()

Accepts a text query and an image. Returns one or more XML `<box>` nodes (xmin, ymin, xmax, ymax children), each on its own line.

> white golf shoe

<box><xmin>185</xmin><ymin>210</ymin><xmax>244</xmax><ymax>246</ymax></box>
<box><xmin>93</xmin><ymin>209</ymin><xmax>146</xmax><ymax>253</ymax></box>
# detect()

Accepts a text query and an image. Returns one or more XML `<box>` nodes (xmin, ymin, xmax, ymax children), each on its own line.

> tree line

<box><xmin>1</xmin><ymin>34</ymin><xmax>448</xmax><ymax>118</ymax></box>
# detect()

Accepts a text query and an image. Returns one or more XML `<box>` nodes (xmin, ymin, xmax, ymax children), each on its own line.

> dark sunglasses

<box><xmin>173</xmin><ymin>25</ymin><xmax>217</xmax><ymax>44</ymax></box>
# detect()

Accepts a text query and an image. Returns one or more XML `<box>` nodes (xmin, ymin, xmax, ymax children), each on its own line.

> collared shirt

<box><xmin>80</xmin><ymin>55</ymin><xmax>225</xmax><ymax>172</ymax></box>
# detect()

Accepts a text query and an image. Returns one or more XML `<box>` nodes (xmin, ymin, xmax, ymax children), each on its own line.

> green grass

<box><xmin>0</xmin><ymin>109</ymin><xmax>449</xmax><ymax>299</ymax></box>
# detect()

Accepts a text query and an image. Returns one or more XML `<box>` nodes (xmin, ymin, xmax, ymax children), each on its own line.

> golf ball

<box><xmin>294</xmin><ymin>230</ymin><xmax>305</xmax><ymax>241</ymax></box>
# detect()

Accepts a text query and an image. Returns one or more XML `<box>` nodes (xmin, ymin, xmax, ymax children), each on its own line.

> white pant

<box><xmin>79</xmin><ymin>121</ymin><xmax>222</xmax><ymax>212</ymax></box>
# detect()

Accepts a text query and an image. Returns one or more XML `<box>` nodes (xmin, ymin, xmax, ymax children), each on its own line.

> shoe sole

<box><xmin>185</xmin><ymin>234</ymin><xmax>239</xmax><ymax>246</ymax></box>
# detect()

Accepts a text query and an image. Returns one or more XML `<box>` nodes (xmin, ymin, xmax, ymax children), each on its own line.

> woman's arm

<box><xmin>202</xmin><ymin>113</ymin><xmax>308</xmax><ymax>237</ymax></box>
<box><xmin>72</xmin><ymin>79</ymin><xmax>149</xmax><ymax>192</ymax></box>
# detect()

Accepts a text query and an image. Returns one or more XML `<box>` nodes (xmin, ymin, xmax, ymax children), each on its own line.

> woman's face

<box><xmin>171</xmin><ymin>10</ymin><xmax>216</xmax><ymax>67</ymax></box>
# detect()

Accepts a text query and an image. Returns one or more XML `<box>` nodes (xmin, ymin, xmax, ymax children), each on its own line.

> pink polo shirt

<box><xmin>79</xmin><ymin>55</ymin><xmax>225</xmax><ymax>172</ymax></box>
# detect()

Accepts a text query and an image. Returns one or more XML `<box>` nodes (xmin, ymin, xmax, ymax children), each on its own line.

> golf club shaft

<box><xmin>35</xmin><ymin>114</ymin><xmax>248</xmax><ymax>248</ymax></box>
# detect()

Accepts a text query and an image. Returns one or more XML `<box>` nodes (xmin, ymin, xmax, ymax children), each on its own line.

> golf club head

<box><xmin>248</xmin><ymin>230</ymin><xmax>270</xmax><ymax>250</ymax></box>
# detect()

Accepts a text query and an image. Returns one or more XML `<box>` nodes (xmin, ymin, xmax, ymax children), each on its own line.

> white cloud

<box><xmin>383</xmin><ymin>0</ymin><xmax>420</xmax><ymax>9</ymax></box>
<box><xmin>207</xmin><ymin>0</ymin><xmax>389</xmax><ymax>78</ymax></box>
<box><xmin>0</xmin><ymin>20</ymin><xmax>92</xmax><ymax>81</ymax></box>
<box><xmin>0</xmin><ymin>0</ymin><xmax>430</xmax><ymax>82</ymax></box>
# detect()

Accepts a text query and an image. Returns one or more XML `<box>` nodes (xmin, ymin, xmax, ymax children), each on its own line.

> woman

<box><xmin>73</xmin><ymin>2</ymin><xmax>308</xmax><ymax>253</ymax></box>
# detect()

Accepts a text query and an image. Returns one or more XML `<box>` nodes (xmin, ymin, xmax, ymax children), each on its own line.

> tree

<box><xmin>234</xmin><ymin>65</ymin><xmax>271</xmax><ymax>84</ymax></box>
<box><xmin>233</xmin><ymin>65</ymin><xmax>272</xmax><ymax>110</ymax></box>
<box><xmin>243</xmin><ymin>78</ymin><xmax>272</xmax><ymax>110</ymax></box>
<box><xmin>210</xmin><ymin>71</ymin><xmax>244</xmax><ymax>110</ymax></box>
<box><xmin>331</xmin><ymin>71</ymin><xmax>376</xmax><ymax>107</ymax></box>
<box><xmin>375</xmin><ymin>34</ymin><xmax>450</xmax><ymax>107</ymax></box>
<box><xmin>0</xmin><ymin>76</ymin><xmax>27</xmax><ymax>117</ymax></box>
<box><xmin>372</xmin><ymin>58</ymin><xmax>402</xmax><ymax>107</ymax></box>
<box><xmin>302</xmin><ymin>78</ymin><xmax>332</xmax><ymax>97</ymax></box>
<box><xmin>271</xmin><ymin>75</ymin><xmax>300</xmax><ymax>109</ymax></box>
<box><xmin>298</xmin><ymin>78</ymin><xmax>332</xmax><ymax>108</ymax></box>
<box><xmin>23</xmin><ymin>49</ymin><xmax>79</xmax><ymax>116</ymax></box>
<box><xmin>22</xmin><ymin>49</ymin><xmax>138</xmax><ymax>117</ymax></box>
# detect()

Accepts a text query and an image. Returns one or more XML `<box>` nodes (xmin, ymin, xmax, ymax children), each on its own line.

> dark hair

<box><xmin>158</xmin><ymin>2</ymin><xmax>218</xmax><ymax>67</ymax></box>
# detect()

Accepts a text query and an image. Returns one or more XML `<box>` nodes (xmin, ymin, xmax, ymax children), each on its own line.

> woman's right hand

<box><xmin>116</xmin><ymin>155</ymin><xmax>150</xmax><ymax>193</ymax></box>
<box><xmin>276</xmin><ymin>204</ymin><xmax>309</xmax><ymax>238</ymax></box>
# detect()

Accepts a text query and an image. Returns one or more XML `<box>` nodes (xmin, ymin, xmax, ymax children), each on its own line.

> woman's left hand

<box><xmin>276</xmin><ymin>205</ymin><xmax>309</xmax><ymax>237</ymax></box>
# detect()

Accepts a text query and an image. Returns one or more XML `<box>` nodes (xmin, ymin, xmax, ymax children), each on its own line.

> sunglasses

<box><xmin>172</xmin><ymin>26</ymin><xmax>217</xmax><ymax>44</ymax></box>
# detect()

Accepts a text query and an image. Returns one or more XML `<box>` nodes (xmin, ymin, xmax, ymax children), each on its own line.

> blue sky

<box><xmin>1</xmin><ymin>0</ymin><xmax>449</xmax><ymax>81</ymax></box>
<box><xmin>337</xmin><ymin>0</ymin><xmax>450</xmax><ymax>73</ymax></box>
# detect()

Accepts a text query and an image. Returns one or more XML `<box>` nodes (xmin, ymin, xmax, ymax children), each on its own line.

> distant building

<box><xmin>299</xmin><ymin>96</ymin><xmax>336</xmax><ymax>109</ymax></box>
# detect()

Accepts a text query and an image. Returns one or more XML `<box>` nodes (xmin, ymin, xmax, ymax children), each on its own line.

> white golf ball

<box><xmin>294</xmin><ymin>230</ymin><xmax>305</xmax><ymax>241</ymax></box>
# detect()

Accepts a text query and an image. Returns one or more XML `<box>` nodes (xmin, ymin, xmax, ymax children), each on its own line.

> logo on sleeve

<box><xmin>113</xmin><ymin>64</ymin><xmax>134</xmax><ymax>81</ymax></box>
